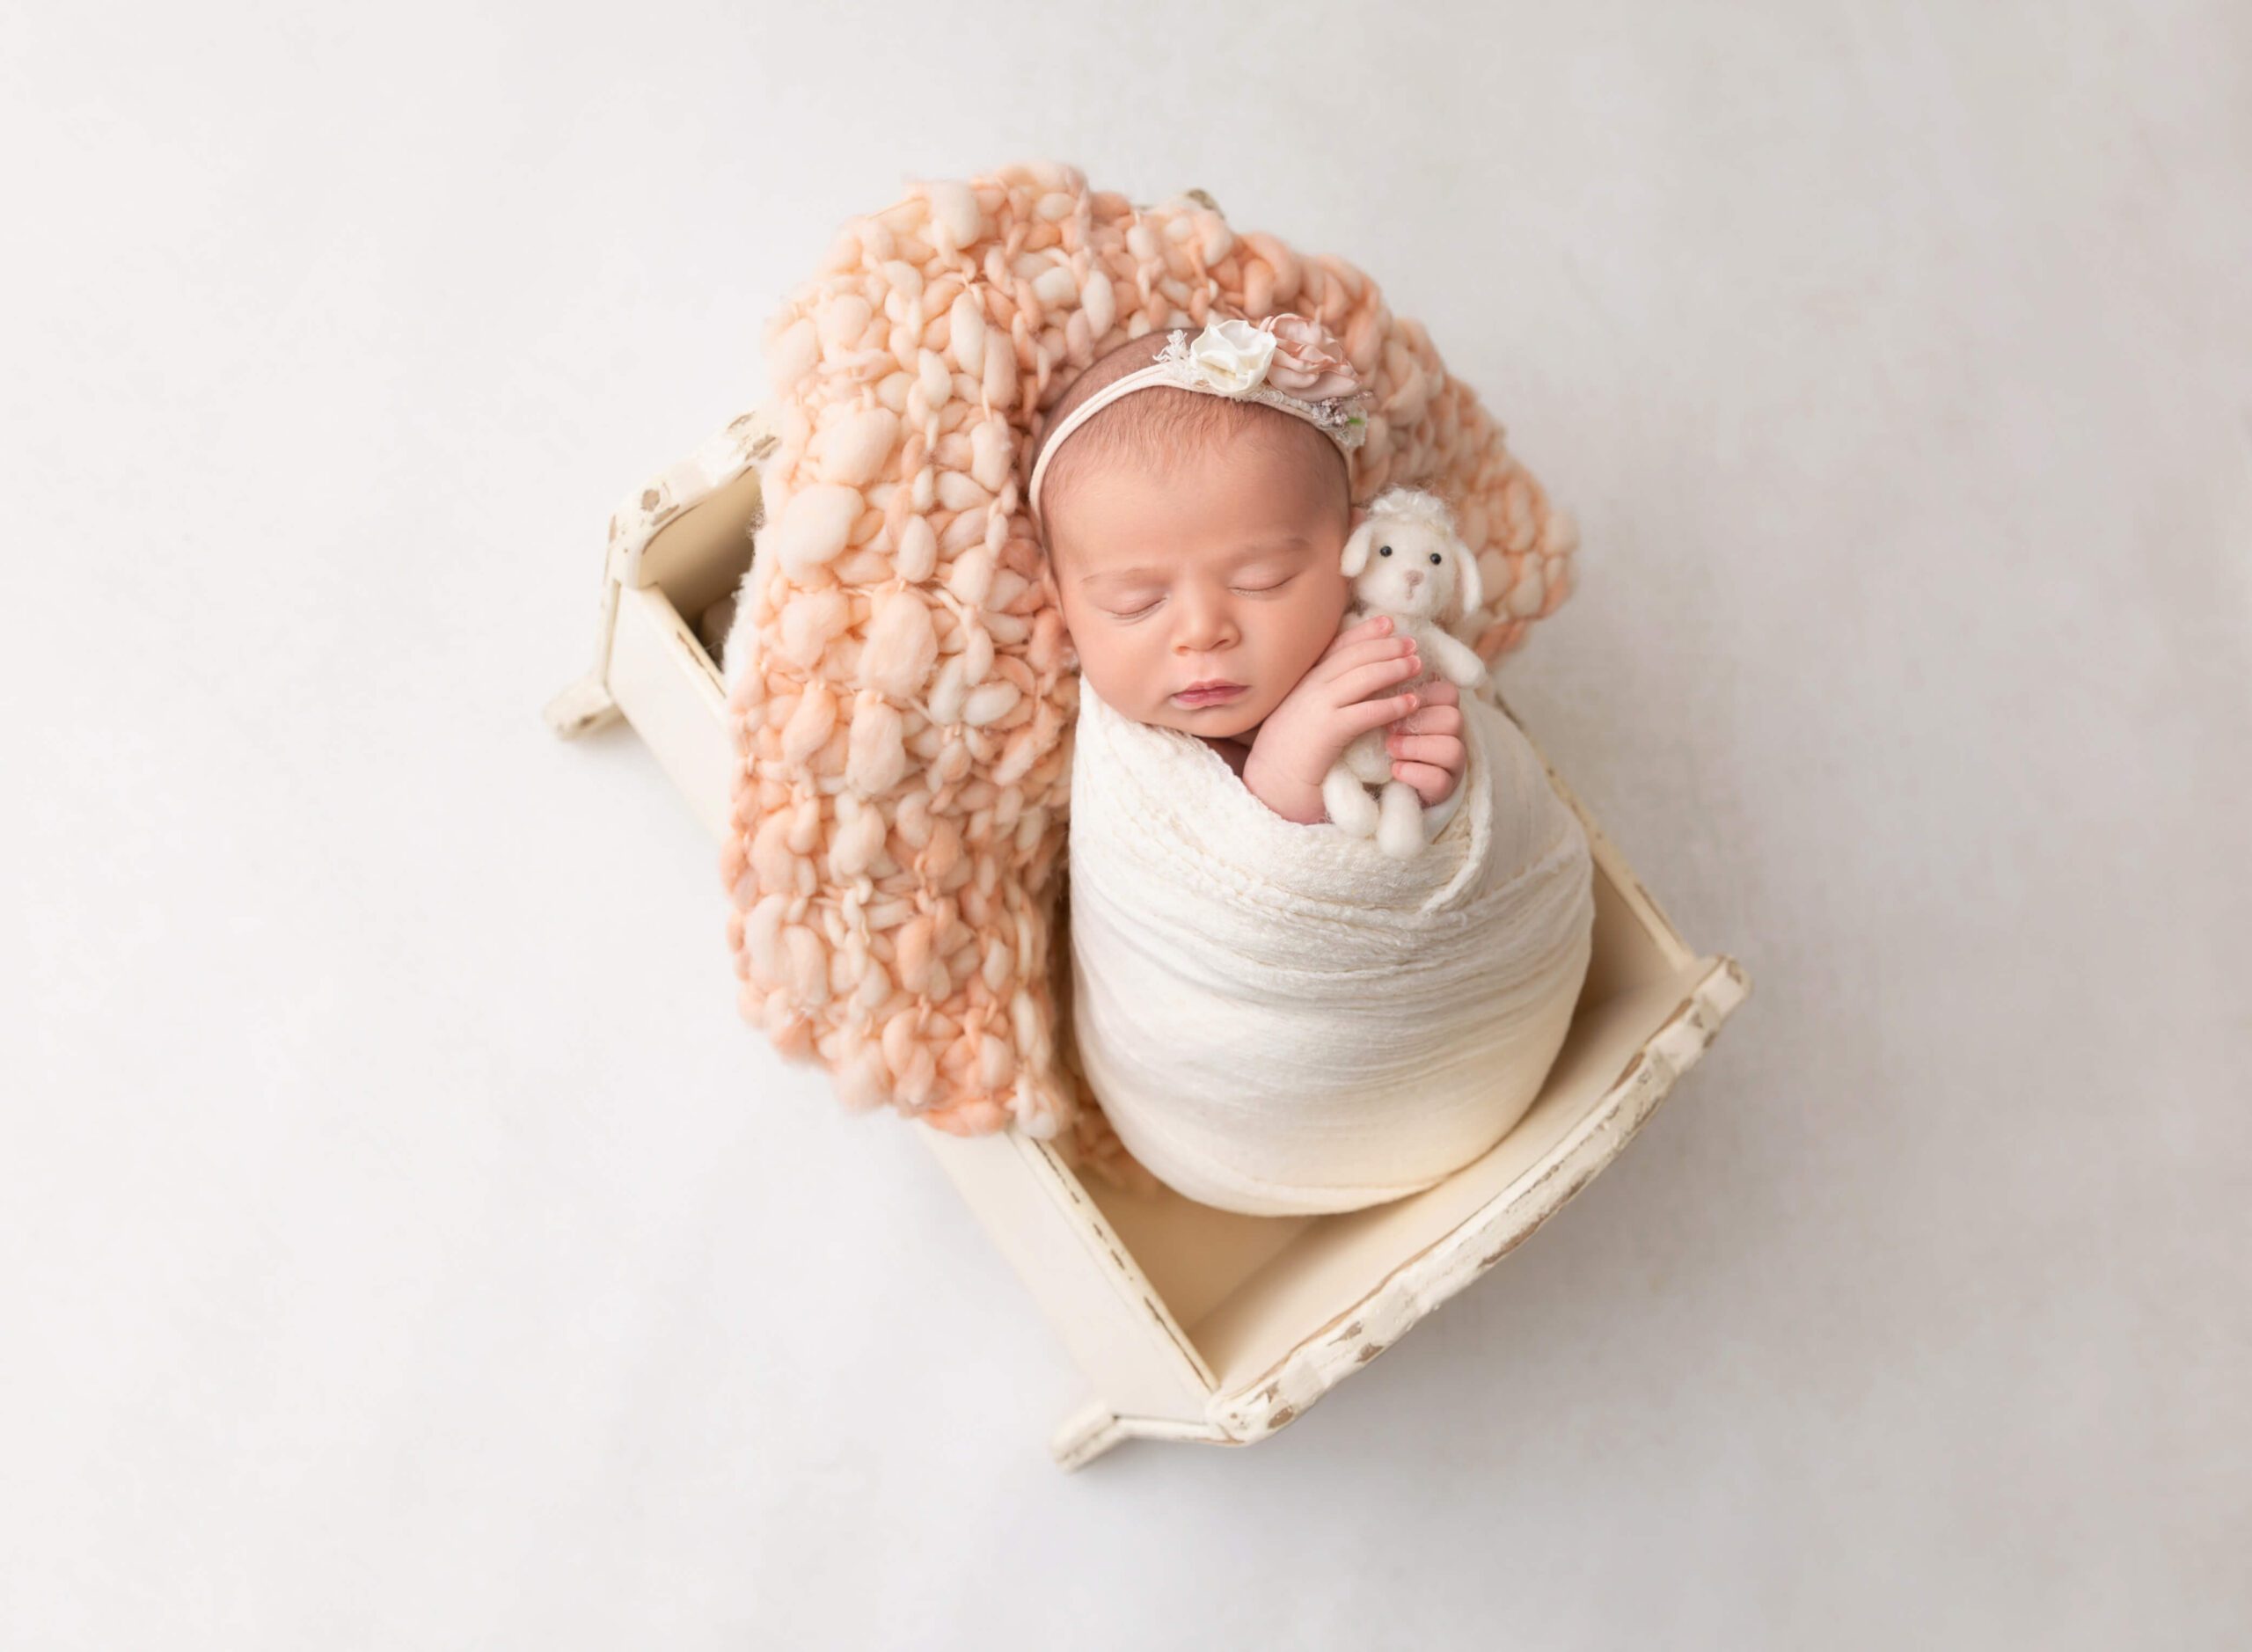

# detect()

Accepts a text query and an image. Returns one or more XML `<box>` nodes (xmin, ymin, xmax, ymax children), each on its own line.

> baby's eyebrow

<box><xmin>1080</xmin><ymin>536</ymin><xmax>1309</xmax><ymax>587</ymax></box>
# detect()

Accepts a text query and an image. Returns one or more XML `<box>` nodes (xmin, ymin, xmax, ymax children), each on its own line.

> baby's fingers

<box><xmin>1333</xmin><ymin>651</ymin><xmax>1423</xmax><ymax>705</ymax></box>
<box><xmin>1391</xmin><ymin>759</ymin><xmax>1456</xmax><ymax>808</ymax></box>
<box><xmin>1385</xmin><ymin>730</ymin><xmax>1464</xmax><ymax>766</ymax></box>
<box><xmin>1392</xmin><ymin>699</ymin><xmax>1463</xmax><ymax>736</ymax></box>
<box><xmin>1321</xmin><ymin>618</ymin><xmax>1403</xmax><ymax>663</ymax></box>
<box><xmin>1345</xmin><ymin>687</ymin><xmax>1420</xmax><ymax>735</ymax></box>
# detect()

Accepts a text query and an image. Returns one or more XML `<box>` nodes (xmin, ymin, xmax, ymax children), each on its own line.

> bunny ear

<box><xmin>1340</xmin><ymin>518</ymin><xmax>1377</xmax><ymax>578</ymax></box>
<box><xmin>1452</xmin><ymin>544</ymin><xmax>1484</xmax><ymax>623</ymax></box>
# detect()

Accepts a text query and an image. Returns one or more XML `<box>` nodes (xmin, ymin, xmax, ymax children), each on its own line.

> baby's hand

<box><xmin>1385</xmin><ymin>676</ymin><xmax>1466</xmax><ymax>808</ymax></box>
<box><xmin>1241</xmin><ymin>615</ymin><xmax>1425</xmax><ymax>824</ymax></box>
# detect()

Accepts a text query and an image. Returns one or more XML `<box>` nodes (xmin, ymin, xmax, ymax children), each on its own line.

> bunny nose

<box><xmin>1404</xmin><ymin>571</ymin><xmax>1422</xmax><ymax>587</ymax></box>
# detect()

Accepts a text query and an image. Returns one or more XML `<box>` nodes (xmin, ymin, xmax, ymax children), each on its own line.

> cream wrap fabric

<box><xmin>1065</xmin><ymin>677</ymin><xmax>1598</xmax><ymax>1217</ymax></box>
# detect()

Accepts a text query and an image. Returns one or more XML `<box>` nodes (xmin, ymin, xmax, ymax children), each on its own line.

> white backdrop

<box><xmin>6</xmin><ymin>2</ymin><xmax>2248</xmax><ymax>1646</ymax></box>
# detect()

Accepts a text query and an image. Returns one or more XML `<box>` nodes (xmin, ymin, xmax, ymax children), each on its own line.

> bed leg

<box><xmin>1049</xmin><ymin>1399</ymin><xmax>1129</xmax><ymax>1472</ymax></box>
<box><xmin>545</xmin><ymin>670</ymin><xmax>622</xmax><ymax>739</ymax></box>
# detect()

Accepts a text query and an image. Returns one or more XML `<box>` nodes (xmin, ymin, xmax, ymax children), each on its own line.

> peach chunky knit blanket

<box><xmin>717</xmin><ymin>160</ymin><xmax>1578</xmax><ymax>1191</ymax></box>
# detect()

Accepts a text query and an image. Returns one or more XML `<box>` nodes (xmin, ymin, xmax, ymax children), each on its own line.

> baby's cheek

<box><xmin>1072</xmin><ymin>637</ymin><xmax>1166</xmax><ymax>720</ymax></box>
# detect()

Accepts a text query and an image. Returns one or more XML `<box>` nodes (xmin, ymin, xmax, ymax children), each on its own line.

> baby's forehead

<box><xmin>1065</xmin><ymin>446</ymin><xmax>1325</xmax><ymax>535</ymax></box>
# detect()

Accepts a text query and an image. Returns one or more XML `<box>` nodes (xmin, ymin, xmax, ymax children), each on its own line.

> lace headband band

<box><xmin>1026</xmin><ymin>313</ymin><xmax>1371</xmax><ymax>530</ymax></box>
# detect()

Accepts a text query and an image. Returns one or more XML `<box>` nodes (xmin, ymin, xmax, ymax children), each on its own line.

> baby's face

<box><xmin>1047</xmin><ymin>436</ymin><xmax>1360</xmax><ymax>740</ymax></box>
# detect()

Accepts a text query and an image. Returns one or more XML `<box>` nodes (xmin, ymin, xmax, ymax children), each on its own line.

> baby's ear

<box><xmin>1341</xmin><ymin>515</ymin><xmax>1377</xmax><ymax>578</ymax></box>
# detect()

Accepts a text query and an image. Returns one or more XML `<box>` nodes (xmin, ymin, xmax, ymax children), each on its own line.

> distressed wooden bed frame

<box><xmin>545</xmin><ymin>411</ymin><xmax>1751</xmax><ymax>1469</ymax></box>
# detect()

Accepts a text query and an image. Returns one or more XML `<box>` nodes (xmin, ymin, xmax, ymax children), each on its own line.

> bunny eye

<box><xmin>1378</xmin><ymin>544</ymin><xmax>1393</xmax><ymax>557</ymax></box>
<box><xmin>1429</xmin><ymin>552</ymin><xmax>1442</xmax><ymax>565</ymax></box>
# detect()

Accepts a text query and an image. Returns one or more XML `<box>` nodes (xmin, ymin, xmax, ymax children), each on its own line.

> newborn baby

<box><xmin>1029</xmin><ymin>315</ymin><xmax>1596</xmax><ymax>1217</ymax></box>
<box><xmin>1031</xmin><ymin>322</ymin><xmax>1467</xmax><ymax>827</ymax></box>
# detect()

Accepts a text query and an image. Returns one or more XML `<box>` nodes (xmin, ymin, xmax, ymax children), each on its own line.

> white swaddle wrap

<box><xmin>1064</xmin><ymin>677</ymin><xmax>1597</xmax><ymax>1217</ymax></box>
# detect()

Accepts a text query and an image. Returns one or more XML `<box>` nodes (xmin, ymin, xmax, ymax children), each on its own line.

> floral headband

<box><xmin>1026</xmin><ymin>313</ymin><xmax>1370</xmax><ymax>529</ymax></box>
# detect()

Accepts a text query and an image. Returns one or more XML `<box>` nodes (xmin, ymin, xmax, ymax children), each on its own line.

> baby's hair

<box><xmin>1027</xmin><ymin>324</ymin><xmax>1352</xmax><ymax>559</ymax></box>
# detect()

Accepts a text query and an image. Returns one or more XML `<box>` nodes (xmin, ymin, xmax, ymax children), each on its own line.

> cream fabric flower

<box><xmin>1258</xmin><ymin>313</ymin><xmax>1363</xmax><ymax>402</ymax></box>
<box><xmin>1186</xmin><ymin>317</ymin><xmax>1278</xmax><ymax>393</ymax></box>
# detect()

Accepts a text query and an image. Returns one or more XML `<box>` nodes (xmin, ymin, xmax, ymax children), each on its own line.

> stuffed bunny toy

<box><xmin>1321</xmin><ymin>486</ymin><xmax>1490</xmax><ymax>857</ymax></box>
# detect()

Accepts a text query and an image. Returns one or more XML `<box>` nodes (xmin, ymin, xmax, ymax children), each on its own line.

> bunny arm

<box><xmin>1420</xmin><ymin>627</ymin><xmax>1488</xmax><ymax>688</ymax></box>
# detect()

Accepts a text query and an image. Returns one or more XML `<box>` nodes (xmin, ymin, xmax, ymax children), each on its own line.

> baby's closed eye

<box><xmin>1102</xmin><ymin>572</ymin><xmax>1297</xmax><ymax>619</ymax></box>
